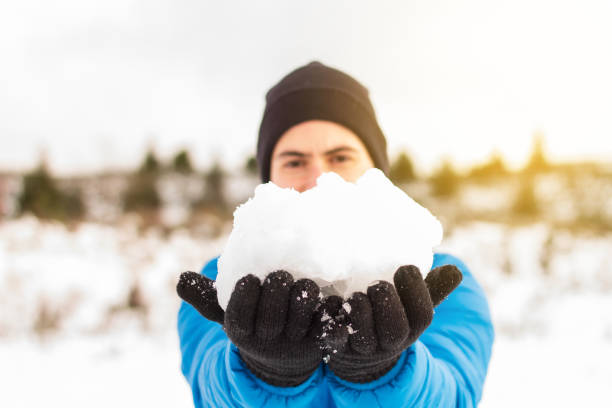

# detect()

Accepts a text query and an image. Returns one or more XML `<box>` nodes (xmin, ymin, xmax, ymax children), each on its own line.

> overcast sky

<box><xmin>1</xmin><ymin>0</ymin><xmax>611</xmax><ymax>175</ymax></box>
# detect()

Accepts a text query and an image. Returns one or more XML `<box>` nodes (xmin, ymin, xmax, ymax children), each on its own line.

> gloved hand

<box><xmin>324</xmin><ymin>264</ymin><xmax>463</xmax><ymax>383</ymax></box>
<box><xmin>177</xmin><ymin>270</ymin><xmax>343</xmax><ymax>387</ymax></box>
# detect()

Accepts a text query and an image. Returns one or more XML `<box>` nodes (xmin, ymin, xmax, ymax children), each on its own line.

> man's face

<box><xmin>270</xmin><ymin>120</ymin><xmax>375</xmax><ymax>192</ymax></box>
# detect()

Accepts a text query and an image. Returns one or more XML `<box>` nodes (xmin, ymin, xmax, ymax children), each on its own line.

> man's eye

<box><xmin>285</xmin><ymin>160</ymin><xmax>304</xmax><ymax>168</ymax></box>
<box><xmin>331</xmin><ymin>155</ymin><xmax>350</xmax><ymax>164</ymax></box>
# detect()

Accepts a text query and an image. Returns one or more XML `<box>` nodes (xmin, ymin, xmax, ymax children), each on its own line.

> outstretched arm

<box><xmin>325</xmin><ymin>253</ymin><xmax>494</xmax><ymax>407</ymax></box>
<box><xmin>177</xmin><ymin>258</ymin><xmax>327</xmax><ymax>408</ymax></box>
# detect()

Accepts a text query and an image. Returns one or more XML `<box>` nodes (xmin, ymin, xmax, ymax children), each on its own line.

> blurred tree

<box><xmin>245</xmin><ymin>155</ymin><xmax>258</xmax><ymax>176</ymax></box>
<box><xmin>127</xmin><ymin>280</ymin><xmax>148</xmax><ymax>311</ymax></box>
<box><xmin>389</xmin><ymin>151</ymin><xmax>416</xmax><ymax>184</ymax></box>
<box><xmin>430</xmin><ymin>159</ymin><xmax>460</xmax><ymax>196</ymax></box>
<box><xmin>139</xmin><ymin>148</ymin><xmax>160</xmax><ymax>174</ymax></box>
<box><xmin>62</xmin><ymin>191</ymin><xmax>84</xmax><ymax>220</ymax></box>
<box><xmin>33</xmin><ymin>298</ymin><xmax>62</xmax><ymax>336</ymax></box>
<box><xmin>194</xmin><ymin>161</ymin><xmax>228</xmax><ymax>213</ymax></box>
<box><xmin>18</xmin><ymin>161</ymin><xmax>84</xmax><ymax>221</ymax></box>
<box><xmin>468</xmin><ymin>151</ymin><xmax>508</xmax><ymax>181</ymax></box>
<box><xmin>512</xmin><ymin>176</ymin><xmax>538</xmax><ymax>216</ymax></box>
<box><xmin>524</xmin><ymin>131</ymin><xmax>549</xmax><ymax>174</ymax></box>
<box><xmin>172</xmin><ymin>149</ymin><xmax>193</xmax><ymax>173</ymax></box>
<box><xmin>123</xmin><ymin>175</ymin><xmax>161</xmax><ymax>213</ymax></box>
<box><xmin>123</xmin><ymin>149</ymin><xmax>162</xmax><ymax>214</ymax></box>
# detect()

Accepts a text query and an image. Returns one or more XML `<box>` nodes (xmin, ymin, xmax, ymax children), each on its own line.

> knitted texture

<box><xmin>326</xmin><ymin>264</ymin><xmax>463</xmax><ymax>383</ymax></box>
<box><xmin>177</xmin><ymin>270</ymin><xmax>329</xmax><ymax>387</ymax></box>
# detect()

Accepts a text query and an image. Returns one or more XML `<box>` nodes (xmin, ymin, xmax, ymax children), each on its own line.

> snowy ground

<box><xmin>0</xmin><ymin>331</ymin><xmax>193</xmax><ymax>407</ymax></box>
<box><xmin>1</xmin><ymin>217</ymin><xmax>611</xmax><ymax>407</ymax></box>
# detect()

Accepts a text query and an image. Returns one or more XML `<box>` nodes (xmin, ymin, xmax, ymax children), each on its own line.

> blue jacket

<box><xmin>177</xmin><ymin>253</ymin><xmax>494</xmax><ymax>407</ymax></box>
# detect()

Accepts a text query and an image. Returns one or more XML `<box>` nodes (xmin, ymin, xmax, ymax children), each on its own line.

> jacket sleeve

<box><xmin>177</xmin><ymin>257</ymin><xmax>326</xmax><ymax>408</ymax></box>
<box><xmin>325</xmin><ymin>253</ymin><xmax>495</xmax><ymax>408</ymax></box>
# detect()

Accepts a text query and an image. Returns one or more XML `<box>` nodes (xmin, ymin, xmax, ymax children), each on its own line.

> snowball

<box><xmin>216</xmin><ymin>168</ymin><xmax>443</xmax><ymax>310</ymax></box>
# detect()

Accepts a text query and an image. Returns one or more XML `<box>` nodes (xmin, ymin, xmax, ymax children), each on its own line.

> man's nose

<box><xmin>300</xmin><ymin>159</ymin><xmax>328</xmax><ymax>191</ymax></box>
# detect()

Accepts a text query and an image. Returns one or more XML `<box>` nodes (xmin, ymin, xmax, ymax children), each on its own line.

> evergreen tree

<box><xmin>123</xmin><ymin>149</ymin><xmax>162</xmax><ymax>213</ymax></box>
<box><xmin>173</xmin><ymin>150</ymin><xmax>193</xmax><ymax>173</ymax></box>
<box><xmin>525</xmin><ymin>132</ymin><xmax>549</xmax><ymax>174</ymax></box>
<box><xmin>123</xmin><ymin>176</ymin><xmax>161</xmax><ymax>212</ymax></box>
<box><xmin>245</xmin><ymin>155</ymin><xmax>258</xmax><ymax>176</ymax></box>
<box><xmin>139</xmin><ymin>148</ymin><xmax>160</xmax><ymax>174</ymax></box>
<box><xmin>468</xmin><ymin>151</ymin><xmax>507</xmax><ymax>180</ymax></box>
<box><xmin>18</xmin><ymin>161</ymin><xmax>84</xmax><ymax>221</ymax></box>
<box><xmin>204</xmin><ymin>162</ymin><xmax>226</xmax><ymax>208</ymax></box>
<box><xmin>195</xmin><ymin>161</ymin><xmax>228</xmax><ymax>213</ymax></box>
<box><xmin>430</xmin><ymin>159</ymin><xmax>460</xmax><ymax>197</ymax></box>
<box><xmin>512</xmin><ymin>176</ymin><xmax>538</xmax><ymax>216</ymax></box>
<box><xmin>389</xmin><ymin>151</ymin><xmax>416</xmax><ymax>184</ymax></box>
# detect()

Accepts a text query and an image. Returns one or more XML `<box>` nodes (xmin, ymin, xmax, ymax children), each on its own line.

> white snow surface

<box><xmin>1</xmin><ymin>218</ymin><xmax>612</xmax><ymax>407</ymax></box>
<box><xmin>216</xmin><ymin>169</ymin><xmax>443</xmax><ymax>309</ymax></box>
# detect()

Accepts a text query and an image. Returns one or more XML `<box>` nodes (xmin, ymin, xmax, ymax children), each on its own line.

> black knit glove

<box><xmin>177</xmin><ymin>270</ymin><xmax>340</xmax><ymax>387</ymax></box>
<box><xmin>325</xmin><ymin>264</ymin><xmax>463</xmax><ymax>383</ymax></box>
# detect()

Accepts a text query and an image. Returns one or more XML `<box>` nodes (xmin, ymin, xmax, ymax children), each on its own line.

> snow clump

<box><xmin>216</xmin><ymin>168</ymin><xmax>443</xmax><ymax>310</ymax></box>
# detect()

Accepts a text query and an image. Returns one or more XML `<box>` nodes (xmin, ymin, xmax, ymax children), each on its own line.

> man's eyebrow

<box><xmin>324</xmin><ymin>146</ymin><xmax>357</xmax><ymax>156</ymax></box>
<box><xmin>276</xmin><ymin>150</ymin><xmax>312</xmax><ymax>158</ymax></box>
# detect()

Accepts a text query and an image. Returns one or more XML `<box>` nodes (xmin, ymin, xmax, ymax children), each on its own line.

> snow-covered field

<box><xmin>439</xmin><ymin>223</ymin><xmax>612</xmax><ymax>407</ymax></box>
<box><xmin>1</xmin><ymin>217</ymin><xmax>611</xmax><ymax>407</ymax></box>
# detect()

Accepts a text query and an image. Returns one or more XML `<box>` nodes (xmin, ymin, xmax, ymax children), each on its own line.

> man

<box><xmin>176</xmin><ymin>61</ymin><xmax>494</xmax><ymax>407</ymax></box>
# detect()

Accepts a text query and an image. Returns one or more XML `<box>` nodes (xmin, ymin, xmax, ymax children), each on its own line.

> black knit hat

<box><xmin>256</xmin><ymin>61</ymin><xmax>389</xmax><ymax>182</ymax></box>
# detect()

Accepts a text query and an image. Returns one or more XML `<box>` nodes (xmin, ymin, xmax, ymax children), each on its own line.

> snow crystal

<box><xmin>216</xmin><ymin>169</ymin><xmax>443</xmax><ymax>309</ymax></box>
